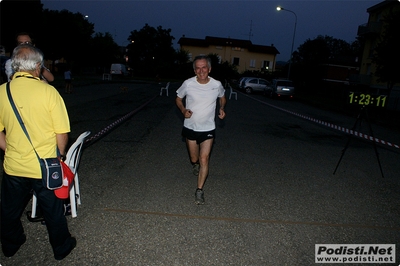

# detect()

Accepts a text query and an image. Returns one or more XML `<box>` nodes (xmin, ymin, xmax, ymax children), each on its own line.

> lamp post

<box><xmin>277</xmin><ymin>6</ymin><xmax>297</xmax><ymax>79</ymax></box>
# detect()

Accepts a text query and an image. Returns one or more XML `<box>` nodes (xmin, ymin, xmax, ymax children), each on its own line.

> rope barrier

<box><xmin>82</xmin><ymin>89</ymin><xmax>399</xmax><ymax>150</ymax></box>
<box><xmin>84</xmin><ymin>94</ymin><xmax>159</xmax><ymax>144</ymax></box>
<box><xmin>247</xmin><ymin>94</ymin><xmax>400</xmax><ymax>150</ymax></box>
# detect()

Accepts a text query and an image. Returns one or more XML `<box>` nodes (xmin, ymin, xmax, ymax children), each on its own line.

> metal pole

<box><xmin>277</xmin><ymin>7</ymin><xmax>297</xmax><ymax>79</ymax></box>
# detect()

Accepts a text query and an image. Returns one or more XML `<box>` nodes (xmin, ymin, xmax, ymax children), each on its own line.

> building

<box><xmin>321</xmin><ymin>64</ymin><xmax>359</xmax><ymax>85</ymax></box>
<box><xmin>178</xmin><ymin>36</ymin><xmax>280</xmax><ymax>73</ymax></box>
<box><xmin>357</xmin><ymin>0</ymin><xmax>400</xmax><ymax>95</ymax></box>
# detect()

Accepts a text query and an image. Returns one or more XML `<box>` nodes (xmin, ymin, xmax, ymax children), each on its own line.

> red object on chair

<box><xmin>54</xmin><ymin>161</ymin><xmax>74</xmax><ymax>199</ymax></box>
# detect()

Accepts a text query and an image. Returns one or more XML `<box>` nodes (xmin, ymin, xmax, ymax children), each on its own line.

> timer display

<box><xmin>348</xmin><ymin>92</ymin><xmax>387</xmax><ymax>107</ymax></box>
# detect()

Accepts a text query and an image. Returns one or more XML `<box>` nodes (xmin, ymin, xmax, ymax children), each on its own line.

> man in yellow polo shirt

<box><xmin>0</xmin><ymin>44</ymin><xmax>76</xmax><ymax>260</ymax></box>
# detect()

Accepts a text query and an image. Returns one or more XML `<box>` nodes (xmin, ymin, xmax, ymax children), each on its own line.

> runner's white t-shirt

<box><xmin>176</xmin><ymin>76</ymin><xmax>225</xmax><ymax>131</ymax></box>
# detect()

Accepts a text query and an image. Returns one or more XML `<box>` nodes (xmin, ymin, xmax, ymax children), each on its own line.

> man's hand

<box><xmin>184</xmin><ymin>109</ymin><xmax>193</xmax><ymax>118</ymax></box>
<box><xmin>218</xmin><ymin>108</ymin><xmax>226</xmax><ymax>119</ymax></box>
<box><xmin>176</xmin><ymin>97</ymin><xmax>193</xmax><ymax>119</ymax></box>
<box><xmin>218</xmin><ymin>96</ymin><xmax>226</xmax><ymax>119</ymax></box>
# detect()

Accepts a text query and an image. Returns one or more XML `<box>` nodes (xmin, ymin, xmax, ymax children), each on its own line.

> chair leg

<box><xmin>69</xmin><ymin>184</ymin><xmax>77</xmax><ymax>218</ymax></box>
<box><xmin>69</xmin><ymin>173</ymin><xmax>80</xmax><ymax>218</ymax></box>
<box><xmin>160</xmin><ymin>88</ymin><xmax>168</xmax><ymax>96</ymax></box>
<box><xmin>74</xmin><ymin>173</ymin><xmax>81</xmax><ymax>205</ymax></box>
<box><xmin>31</xmin><ymin>193</ymin><xmax>37</xmax><ymax>218</ymax></box>
<box><xmin>27</xmin><ymin>193</ymin><xmax>45</xmax><ymax>222</ymax></box>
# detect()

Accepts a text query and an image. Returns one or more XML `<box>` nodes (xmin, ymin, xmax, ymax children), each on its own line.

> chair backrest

<box><xmin>230</xmin><ymin>86</ymin><xmax>235</xmax><ymax>93</ymax></box>
<box><xmin>165</xmin><ymin>82</ymin><xmax>170</xmax><ymax>89</ymax></box>
<box><xmin>65</xmin><ymin>131</ymin><xmax>91</xmax><ymax>174</ymax></box>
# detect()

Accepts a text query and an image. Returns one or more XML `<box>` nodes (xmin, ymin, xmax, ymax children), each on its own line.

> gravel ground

<box><xmin>1</xmin><ymin>80</ymin><xmax>399</xmax><ymax>265</ymax></box>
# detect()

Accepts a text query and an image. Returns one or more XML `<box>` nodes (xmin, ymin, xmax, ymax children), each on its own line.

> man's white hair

<box><xmin>11</xmin><ymin>44</ymin><xmax>43</xmax><ymax>72</ymax></box>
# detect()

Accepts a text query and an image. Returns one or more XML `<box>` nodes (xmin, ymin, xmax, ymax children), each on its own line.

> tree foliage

<box><xmin>290</xmin><ymin>35</ymin><xmax>361</xmax><ymax>92</ymax></box>
<box><xmin>0</xmin><ymin>1</ymin><xmax>122</xmax><ymax>74</ymax></box>
<box><xmin>206</xmin><ymin>53</ymin><xmax>238</xmax><ymax>82</ymax></box>
<box><xmin>372</xmin><ymin>9</ymin><xmax>400</xmax><ymax>91</ymax></box>
<box><xmin>295</xmin><ymin>35</ymin><xmax>358</xmax><ymax>66</ymax></box>
<box><xmin>41</xmin><ymin>9</ymin><xmax>95</xmax><ymax>67</ymax></box>
<box><xmin>126</xmin><ymin>24</ymin><xmax>175</xmax><ymax>77</ymax></box>
<box><xmin>175</xmin><ymin>49</ymin><xmax>190</xmax><ymax>65</ymax></box>
<box><xmin>89</xmin><ymin>32</ymin><xmax>122</xmax><ymax>70</ymax></box>
<box><xmin>0</xmin><ymin>0</ymin><xmax>44</xmax><ymax>52</ymax></box>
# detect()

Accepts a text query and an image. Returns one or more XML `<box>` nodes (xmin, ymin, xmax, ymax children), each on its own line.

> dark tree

<box><xmin>175</xmin><ymin>49</ymin><xmax>190</xmax><ymax>65</ymax></box>
<box><xmin>292</xmin><ymin>35</ymin><xmax>361</xmax><ymax>92</ymax></box>
<box><xmin>1</xmin><ymin>1</ymin><xmax>122</xmax><ymax>75</ymax></box>
<box><xmin>88</xmin><ymin>32</ymin><xmax>122</xmax><ymax>71</ymax></box>
<box><xmin>126</xmin><ymin>24</ymin><xmax>175</xmax><ymax>77</ymax></box>
<box><xmin>41</xmin><ymin>9</ymin><xmax>95</xmax><ymax>69</ymax></box>
<box><xmin>0</xmin><ymin>0</ymin><xmax>44</xmax><ymax>53</ymax></box>
<box><xmin>296</xmin><ymin>36</ymin><xmax>330</xmax><ymax>65</ymax></box>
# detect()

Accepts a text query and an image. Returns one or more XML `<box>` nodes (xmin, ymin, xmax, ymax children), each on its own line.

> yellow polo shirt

<box><xmin>0</xmin><ymin>72</ymin><xmax>70</xmax><ymax>178</ymax></box>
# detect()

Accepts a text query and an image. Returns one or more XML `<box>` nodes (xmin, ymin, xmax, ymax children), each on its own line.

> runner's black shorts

<box><xmin>181</xmin><ymin>127</ymin><xmax>215</xmax><ymax>144</ymax></box>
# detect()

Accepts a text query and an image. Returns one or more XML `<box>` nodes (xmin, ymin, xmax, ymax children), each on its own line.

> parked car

<box><xmin>110</xmin><ymin>63</ymin><xmax>129</xmax><ymax>76</ymax></box>
<box><xmin>265</xmin><ymin>79</ymin><xmax>295</xmax><ymax>98</ymax></box>
<box><xmin>240</xmin><ymin>77</ymin><xmax>271</xmax><ymax>94</ymax></box>
<box><xmin>237</xmin><ymin>76</ymin><xmax>251</xmax><ymax>85</ymax></box>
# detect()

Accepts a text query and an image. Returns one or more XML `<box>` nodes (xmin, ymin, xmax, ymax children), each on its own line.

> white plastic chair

<box><xmin>102</xmin><ymin>73</ymin><xmax>111</xmax><ymax>80</ymax></box>
<box><xmin>229</xmin><ymin>85</ymin><xmax>237</xmax><ymax>100</ymax></box>
<box><xmin>160</xmin><ymin>82</ymin><xmax>170</xmax><ymax>96</ymax></box>
<box><xmin>30</xmin><ymin>131</ymin><xmax>91</xmax><ymax>219</ymax></box>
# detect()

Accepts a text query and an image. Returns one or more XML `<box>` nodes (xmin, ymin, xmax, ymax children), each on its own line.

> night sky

<box><xmin>42</xmin><ymin>0</ymin><xmax>380</xmax><ymax>61</ymax></box>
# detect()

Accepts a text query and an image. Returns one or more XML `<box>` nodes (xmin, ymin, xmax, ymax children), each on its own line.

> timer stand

<box><xmin>333</xmin><ymin>105</ymin><xmax>384</xmax><ymax>178</ymax></box>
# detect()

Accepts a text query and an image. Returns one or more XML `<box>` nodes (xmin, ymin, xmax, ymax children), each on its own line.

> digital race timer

<box><xmin>348</xmin><ymin>92</ymin><xmax>387</xmax><ymax>107</ymax></box>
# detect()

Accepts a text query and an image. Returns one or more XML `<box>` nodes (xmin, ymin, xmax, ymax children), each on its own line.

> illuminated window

<box><xmin>250</xmin><ymin>59</ymin><xmax>256</xmax><ymax>68</ymax></box>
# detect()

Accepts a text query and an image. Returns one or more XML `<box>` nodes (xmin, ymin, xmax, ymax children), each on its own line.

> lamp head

<box><xmin>277</xmin><ymin>6</ymin><xmax>283</xmax><ymax>11</ymax></box>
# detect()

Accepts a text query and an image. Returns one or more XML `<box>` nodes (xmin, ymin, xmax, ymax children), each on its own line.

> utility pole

<box><xmin>248</xmin><ymin>20</ymin><xmax>253</xmax><ymax>41</ymax></box>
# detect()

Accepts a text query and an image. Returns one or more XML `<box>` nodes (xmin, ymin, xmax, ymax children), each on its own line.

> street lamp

<box><xmin>277</xmin><ymin>6</ymin><xmax>297</xmax><ymax>79</ymax></box>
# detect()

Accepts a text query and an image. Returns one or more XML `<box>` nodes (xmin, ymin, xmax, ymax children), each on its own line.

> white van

<box><xmin>110</xmin><ymin>64</ymin><xmax>128</xmax><ymax>76</ymax></box>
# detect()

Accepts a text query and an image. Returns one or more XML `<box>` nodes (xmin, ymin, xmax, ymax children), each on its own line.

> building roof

<box><xmin>178</xmin><ymin>37</ymin><xmax>209</xmax><ymax>47</ymax></box>
<box><xmin>367</xmin><ymin>0</ymin><xmax>399</xmax><ymax>13</ymax></box>
<box><xmin>178</xmin><ymin>36</ymin><xmax>280</xmax><ymax>55</ymax></box>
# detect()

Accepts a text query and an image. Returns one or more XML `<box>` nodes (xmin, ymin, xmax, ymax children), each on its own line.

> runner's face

<box><xmin>194</xmin><ymin>59</ymin><xmax>210</xmax><ymax>84</ymax></box>
<box><xmin>17</xmin><ymin>35</ymin><xmax>32</xmax><ymax>45</ymax></box>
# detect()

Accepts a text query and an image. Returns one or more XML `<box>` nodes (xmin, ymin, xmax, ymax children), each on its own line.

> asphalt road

<box><xmin>1</xmin><ymin>80</ymin><xmax>399</xmax><ymax>265</ymax></box>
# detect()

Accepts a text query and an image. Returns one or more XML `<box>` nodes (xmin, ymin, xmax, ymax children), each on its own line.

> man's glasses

<box><xmin>18</xmin><ymin>41</ymin><xmax>33</xmax><ymax>45</ymax></box>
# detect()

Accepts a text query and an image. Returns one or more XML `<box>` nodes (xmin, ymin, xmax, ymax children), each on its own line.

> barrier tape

<box><xmin>84</xmin><ymin>94</ymin><xmax>159</xmax><ymax>144</ymax></box>
<box><xmin>247</xmin><ymin>94</ymin><xmax>400</xmax><ymax>150</ymax></box>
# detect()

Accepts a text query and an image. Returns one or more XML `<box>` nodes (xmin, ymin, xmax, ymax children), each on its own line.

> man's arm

<box><xmin>41</xmin><ymin>67</ymin><xmax>54</xmax><ymax>82</ymax></box>
<box><xmin>176</xmin><ymin>96</ymin><xmax>192</xmax><ymax>118</ymax></box>
<box><xmin>0</xmin><ymin>131</ymin><xmax>6</xmax><ymax>151</ymax></box>
<box><xmin>218</xmin><ymin>96</ymin><xmax>226</xmax><ymax>119</ymax></box>
<box><xmin>56</xmin><ymin>133</ymin><xmax>68</xmax><ymax>159</ymax></box>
